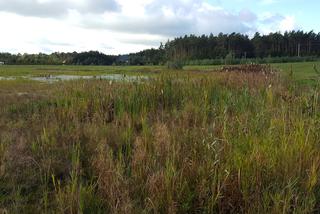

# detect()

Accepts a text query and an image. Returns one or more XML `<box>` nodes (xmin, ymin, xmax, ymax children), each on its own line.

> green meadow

<box><xmin>1</xmin><ymin>62</ymin><xmax>320</xmax><ymax>213</ymax></box>
<box><xmin>0</xmin><ymin>65</ymin><xmax>163</xmax><ymax>77</ymax></box>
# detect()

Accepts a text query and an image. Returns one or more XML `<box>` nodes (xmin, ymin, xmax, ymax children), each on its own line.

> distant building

<box><xmin>0</xmin><ymin>62</ymin><xmax>4</xmax><ymax>65</ymax></box>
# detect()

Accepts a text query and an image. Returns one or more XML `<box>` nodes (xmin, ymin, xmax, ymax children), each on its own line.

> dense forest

<box><xmin>1</xmin><ymin>31</ymin><xmax>320</xmax><ymax>65</ymax></box>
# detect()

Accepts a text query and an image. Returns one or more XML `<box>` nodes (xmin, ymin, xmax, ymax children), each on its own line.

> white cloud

<box><xmin>260</xmin><ymin>0</ymin><xmax>277</xmax><ymax>5</ymax></box>
<box><xmin>0</xmin><ymin>0</ymin><xmax>120</xmax><ymax>17</ymax></box>
<box><xmin>256</xmin><ymin>12</ymin><xmax>298</xmax><ymax>34</ymax></box>
<box><xmin>81</xmin><ymin>0</ymin><xmax>254</xmax><ymax>37</ymax></box>
<box><xmin>279</xmin><ymin>15</ymin><xmax>296</xmax><ymax>32</ymax></box>
<box><xmin>0</xmin><ymin>0</ymin><xmax>302</xmax><ymax>54</ymax></box>
<box><xmin>0</xmin><ymin>12</ymin><xmax>148</xmax><ymax>54</ymax></box>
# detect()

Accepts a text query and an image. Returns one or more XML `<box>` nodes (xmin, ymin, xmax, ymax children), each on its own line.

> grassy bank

<box><xmin>0</xmin><ymin>64</ymin><xmax>320</xmax><ymax>213</ymax></box>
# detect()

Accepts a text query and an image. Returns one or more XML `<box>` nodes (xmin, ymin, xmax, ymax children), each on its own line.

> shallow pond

<box><xmin>0</xmin><ymin>74</ymin><xmax>149</xmax><ymax>83</ymax></box>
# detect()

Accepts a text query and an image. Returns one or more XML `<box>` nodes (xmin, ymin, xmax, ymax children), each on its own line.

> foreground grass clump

<box><xmin>0</xmin><ymin>70</ymin><xmax>320</xmax><ymax>213</ymax></box>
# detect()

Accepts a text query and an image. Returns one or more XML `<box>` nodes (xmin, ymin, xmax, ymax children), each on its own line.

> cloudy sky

<box><xmin>0</xmin><ymin>0</ymin><xmax>318</xmax><ymax>54</ymax></box>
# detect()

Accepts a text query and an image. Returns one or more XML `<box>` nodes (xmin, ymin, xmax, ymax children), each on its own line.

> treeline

<box><xmin>127</xmin><ymin>31</ymin><xmax>320</xmax><ymax>65</ymax></box>
<box><xmin>128</xmin><ymin>47</ymin><xmax>165</xmax><ymax>65</ymax></box>
<box><xmin>0</xmin><ymin>51</ymin><xmax>116</xmax><ymax>65</ymax></box>
<box><xmin>1</xmin><ymin>31</ymin><xmax>320</xmax><ymax>66</ymax></box>
<box><xmin>165</xmin><ymin>31</ymin><xmax>320</xmax><ymax>62</ymax></box>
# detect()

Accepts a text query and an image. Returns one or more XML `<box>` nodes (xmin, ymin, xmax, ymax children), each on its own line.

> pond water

<box><xmin>0</xmin><ymin>77</ymin><xmax>16</xmax><ymax>81</ymax></box>
<box><xmin>0</xmin><ymin>74</ymin><xmax>149</xmax><ymax>83</ymax></box>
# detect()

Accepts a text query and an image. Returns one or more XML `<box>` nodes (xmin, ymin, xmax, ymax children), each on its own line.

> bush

<box><xmin>225</xmin><ymin>52</ymin><xmax>234</xmax><ymax>65</ymax></box>
<box><xmin>166</xmin><ymin>61</ymin><xmax>184</xmax><ymax>70</ymax></box>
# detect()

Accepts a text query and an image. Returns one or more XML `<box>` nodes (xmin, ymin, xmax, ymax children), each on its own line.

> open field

<box><xmin>0</xmin><ymin>61</ymin><xmax>319</xmax><ymax>80</ymax></box>
<box><xmin>1</xmin><ymin>62</ymin><xmax>320</xmax><ymax>213</ymax></box>
<box><xmin>185</xmin><ymin>61</ymin><xmax>320</xmax><ymax>83</ymax></box>
<box><xmin>0</xmin><ymin>65</ymin><xmax>164</xmax><ymax>77</ymax></box>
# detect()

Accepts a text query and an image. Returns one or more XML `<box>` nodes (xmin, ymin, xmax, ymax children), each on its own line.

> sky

<box><xmin>0</xmin><ymin>0</ymin><xmax>319</xmax><ymax>55</ymax></box>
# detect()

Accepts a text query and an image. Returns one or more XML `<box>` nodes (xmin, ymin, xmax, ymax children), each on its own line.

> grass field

<box><xmin>1</xmin><ymin>62</ymin><xmax>320</xmax><ymax>213</ymax></box>
<box><xmin>0</xmin><ymin>61</ymin><xmax>319</xmax><ymax>80</ymax></box>
<box><xmin>185</xmin><ymin>61</ymin><xmax>320</xmax><ymax>82</ymax></box>
<box><xmin>0</xmin><ymin>65</ymin><xmax>164</xmax><ymax>77</ymax></box>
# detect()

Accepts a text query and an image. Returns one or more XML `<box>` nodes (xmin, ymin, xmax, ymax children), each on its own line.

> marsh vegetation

<box><xmin>0</xmin><ymin>62</ymin><xmax>320</xmax><ymax>213</ymax></box>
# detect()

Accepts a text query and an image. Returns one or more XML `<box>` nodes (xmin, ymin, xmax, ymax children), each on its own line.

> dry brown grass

<box><xmin>92</xmin><ymin>144</ymin><xmax>133</xmax><ymax>213</ymax></box>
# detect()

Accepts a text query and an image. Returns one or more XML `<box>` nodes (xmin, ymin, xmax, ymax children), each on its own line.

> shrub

<box><xmin>166</xmin><ymin>61</ymin><xmax>183</xmax><ymax>70</ymax></box>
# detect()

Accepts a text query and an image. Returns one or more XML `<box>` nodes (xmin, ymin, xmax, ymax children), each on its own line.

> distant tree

<box><xmin>1</xmin><ymin>31</ymin><xmax>320</xmax><ymax>66</ymax></box>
